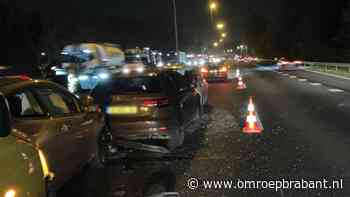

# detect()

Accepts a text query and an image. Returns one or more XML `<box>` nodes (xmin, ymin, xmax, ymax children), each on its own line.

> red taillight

<box><xmin>8</xmin><ymin>75</ymin><xmax>32</xmax><ymax>80</ymax></box>
<box><xmin>201</xmin><ymin>68</ymin><xmax>208</xmax><ymax>73</ymax></box>
<box><xmin>87</xmin><ymin>105</ymin><xmax>101</xmax><ymax>113</ymax></box>
<box><xmin>143</xmin><ymin>97</ymin><xmax>169</xmax><ymax>107</ymax></box>
<box><xmin>159</xmin><ymin>127</ymin><xmax>168</xmax><ymax>132</ymax></box>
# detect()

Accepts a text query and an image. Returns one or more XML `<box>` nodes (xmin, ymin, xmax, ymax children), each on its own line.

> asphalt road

<box><xmin>58</xmin><ymin>68</ymin><xmax>350</xmax><ymax>197</ymax></box>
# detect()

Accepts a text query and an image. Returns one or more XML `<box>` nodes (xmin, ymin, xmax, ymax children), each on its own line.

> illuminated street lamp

<box><xmin>221</xmin><ymin>33</ymin><xmax>227</xmax><ymax>38</ymax></box>
<box><xmin>213</xmin><ymin>42</ymin><xmax>219</xmax><ymax>47</ymax></box>
<box><xmin>217</xmin><ymin>22</ymin><xmax>225</xmax><ymax>30</ymax></box>
<box><xmin>210</xmin><ymin>2</ymin><xmax>217</xmax><ymax>10</ymax></box>
<box><xmin>219</xmin><ymin>39</ymin><xmax>224</xmax><ymax>43</ymax></box>
<box><xmin>209</xmin><ymin>2</ymin><xmax>218</xmax><ymax>38</ymax></box>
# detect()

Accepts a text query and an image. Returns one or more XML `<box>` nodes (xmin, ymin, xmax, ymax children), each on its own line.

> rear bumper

<box><xmin>203</xmin><ymin>73</ymin><xmax>228</xmax><ymax>80</ymax></box>
<box><xmin>108</xmin><ymin>118</ymin><xmax>177</xmax><ymax>141</ymax></box>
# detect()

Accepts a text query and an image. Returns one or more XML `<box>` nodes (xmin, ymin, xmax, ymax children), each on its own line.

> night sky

<box><xmin>0</xmin><ymin>0</ymin><xmax>348</xmax><ymax>64</ymax></box>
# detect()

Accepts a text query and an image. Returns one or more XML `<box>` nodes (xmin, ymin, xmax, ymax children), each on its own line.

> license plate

<box><xmin>107</xmin><ymin>106</ymin><xmax>138</xmax><ymax>115</ymax></box>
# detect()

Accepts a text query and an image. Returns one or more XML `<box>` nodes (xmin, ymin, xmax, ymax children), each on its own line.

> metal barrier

<box><xmin>304</xmin><ymin>61</ymin><xmax>350</xmax><ymax>73</ymax></box>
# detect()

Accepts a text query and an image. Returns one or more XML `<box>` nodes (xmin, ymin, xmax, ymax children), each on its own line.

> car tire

<box><xmin>90</xmin><ymin>127</ymin><xmax>112</xmax><ymax>168</ymax></box>
<box><xmin>167</xmin><ymin>124</ymin><xmax>184</xmax><ymax>151</ymax></box>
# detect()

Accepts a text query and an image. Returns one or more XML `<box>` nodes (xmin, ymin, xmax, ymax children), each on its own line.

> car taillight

<box><xmin>220</xmin><ymin>67</ymin><xmax>228</xmax><ymax>72</ymax></box>
<box><xmin>88</xmin><ymin>105</ymin><xmax>102</xmax><ymax>113</ymax></box>
<box><xmin>143</xmin><ymin>97</ymin><xmax>169</xmax><ymax>107</ymax></box>
<box><xmin>201</xmin><ymin>68</ymin><xmax>208</xmax><ymax>73</ymax></box>
<box><xmin>294</xmin><ymin>61</ymin><xmax>303</xmax><ymax>64</ymax></box>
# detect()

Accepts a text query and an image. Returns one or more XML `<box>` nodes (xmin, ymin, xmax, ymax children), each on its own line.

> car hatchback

<box><xmin>92</xmin><ymin>70</ymin><xmax>201</xmax><ymax>151</ymax></box>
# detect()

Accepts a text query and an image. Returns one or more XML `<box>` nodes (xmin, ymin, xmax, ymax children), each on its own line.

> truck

<box><xmin>50</xmin><ymin>43</ymin><xmax>125</xmax><ymax>93</ymax></box>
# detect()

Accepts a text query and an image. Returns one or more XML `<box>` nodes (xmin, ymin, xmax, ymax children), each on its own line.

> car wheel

<box><xmin>167</xmin><ymin>125</ymin><xmax>184</xmax><ymax>151</ymax></box>
<box><xmin>90</xmin><ymin>127</ymin><xmax>112</xmax><ymax>168</ymax></box>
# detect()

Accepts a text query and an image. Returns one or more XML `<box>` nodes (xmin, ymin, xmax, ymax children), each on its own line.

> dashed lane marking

<box><xmin>298</xmin><ymin>78</ymin><xmax>307</xmax><ymax>82</ymax></box>
<box><xmin>289</xmin><ymin>75</ymin><xmax>297</xmax><ymax>79</ymax></box>
<box><xmin>309</xmin><ymin>82</ymin><xmax>322</xmax><ymax>86</ymax></box>
<box><xmin>328</xmin><ymin>88</ymin><xmax>344</xmax><ymax>93</ymax></box>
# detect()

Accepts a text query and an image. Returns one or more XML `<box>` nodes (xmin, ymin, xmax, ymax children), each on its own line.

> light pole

<box><xmin>172</xmin><ymin>0</ymin><xmax>179</xmax><ymax>57</ymax></box>
<box><xmin>209</xmin><ymin>2</ymin><xmax>217</xmax><ymax>51</ymax></box>
<box><xmin>209</xmin><ymin>2</ymin><xmax>217</xmax><ymax>27</ymax></box>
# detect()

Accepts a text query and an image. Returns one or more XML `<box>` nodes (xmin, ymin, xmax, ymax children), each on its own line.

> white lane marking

<box><xmin>328</xmin><ymin>88</ymin><xmax>344</xmax><ymax>93</ymax></box>
<box><xmin>282</xmin><ymin>73</ymin><xmax>289</xmax><ymax>76</ymax></box>
<box><xmin>309</xmin><ymin>82</ymin><xmax>322</xmax><ymax>86</ymax></box>
<box><xmin>289</xmin><ymin>75</ymin><xmax>297</xmax><ymax>79</ymax></box>
<box><xmin>298</xmin><ymin>78</ymin><xmax>307</xmax><ymax>82</ymax></box>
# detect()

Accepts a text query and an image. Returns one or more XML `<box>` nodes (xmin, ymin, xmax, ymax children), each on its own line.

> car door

<box><xmin>54</xmin><ymin>87</ymin><xmax>102</xmax><ymax>162</ymax></box>
<box><xmin>5</xmin><ymin>88</ymin><xmax>65</xmax><ymax>187</ymax></box>
<box><xmin>32</xmin><ymin>86</ymin><xmax>90</xmax><ymax>189</ymax></box>
<box><xmin>0</xmin><ymin>93</ymin><xmax>46</xmax><ymax>197</ymax></box>
<box><xmin>168</xmin><ymin>72</ymin><xmax>197</xmax><ymax>126</ymax></box>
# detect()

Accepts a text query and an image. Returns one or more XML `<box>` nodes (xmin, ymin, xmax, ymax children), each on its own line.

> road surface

<box><xmin>58</xmin><ymin>68</ymin><xmax>350</xmax><ymax>197</ymax></box>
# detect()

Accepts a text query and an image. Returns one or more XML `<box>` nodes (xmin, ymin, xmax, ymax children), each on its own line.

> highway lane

<box><xmin>177</xmin><ymin>69</ymin><xmax>350</xmax><ymax>196</ymax></box>
<box><xmin>57</xmin><ymin>68</ymin><xmax>350</xmax><ymax>197</ymax></box>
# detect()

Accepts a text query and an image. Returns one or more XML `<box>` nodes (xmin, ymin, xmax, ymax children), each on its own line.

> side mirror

<box><xmin>80</xmin><ymin>94</ymin><xmax>101</xmax><ymax>113</ymax></box>
<box><xmin>0</xmin><ymin>94</ymin><xmax>11</xmax><ymax>137</ymax></box>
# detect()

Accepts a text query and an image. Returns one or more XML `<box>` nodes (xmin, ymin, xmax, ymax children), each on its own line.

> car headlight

<box><xmin>122</xmin><ymin>68</ymin><xmax>130</xmax><ymax>74</ymax></box>
<box><xmin>98</xmin><ymin>73</ymin><xmax>109</xmax><ymax>80</ymax></box>
<box><xmin>4</xmin><ymin>189</ymin><xmax>16</xmax><ymax>197</ymax></box>
<box><xmin>157</xmin><ymin>62</ymin><xmax>164</xmax><ymax>67</ymax></box>
<box><xmin>136</xmin><ymin>67</ymin><xmax>144</xmax><ymax>73</ymax></box>
<box><xmin>38</xmin><ymin>149</ymin><xmax>55</xmax><ymax>181</ymax></box>
<box><xmin>78</xmin><ymin>75</ymin><xmax>89</xmax><ymax>81</ymax></box>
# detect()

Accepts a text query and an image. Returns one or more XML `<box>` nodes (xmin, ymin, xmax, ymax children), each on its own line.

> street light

<box><xmin>213</xmin><ymin>42</ymin><xmax>219</xmax><ymax>47</ymax></box>
<box><xmin>209</xmin><ymin>2</ymin><xmax>218</xmax><ymax>44</ymax></box>
<box><xmin>221</xmin><ymin>33</ymin><xmax>227</xmax><ymax>38</ymax></box>
<box><xmin>210</xmin><ymin>2</ymin><xmax>217</xmax><ymax>10</ymax></box>
<box><xmin>217</xmin><ymin>22</ymin><xmax>224</xmax><ymax>30</ymax></box>
<box><xmin>219</xmin><ymin>39</ymin><xmax>224</xmax><ymax>43</ymax></box>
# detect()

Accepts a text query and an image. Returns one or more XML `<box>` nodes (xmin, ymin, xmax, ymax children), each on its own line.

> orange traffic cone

<box><xmin>243</xmin><ymin>97</ymin><xmax>263</xmax><ymax>133</ymax></box>
<box><xmin>237</xmin><ymin>76</ymin><xmax>247</xmax><ymax>90</ymax></box>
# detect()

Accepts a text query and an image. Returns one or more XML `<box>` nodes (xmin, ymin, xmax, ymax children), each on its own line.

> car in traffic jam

<box><xmin>0</xmin><ymin>76</ymin><xmax>110</xmax><ymax>196</ymax></box>
<box><xmin>200</xmin><ymin>63</ymin><xmax>229</xmax><ymax>82</ymax></box>
<box><xmin>92</xmin><ymin>68</ymin><xmax>202</xmax><ymax>151</ymax></box>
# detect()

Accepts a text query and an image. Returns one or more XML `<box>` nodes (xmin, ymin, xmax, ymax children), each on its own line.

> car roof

<box><xmin>111</xmin><ymin>68</ymin><xmax>163</xmax><ymax>79</ymax></box>
<box><xmin>0</xmin><ymin>76</ymin><xmax>65</xmax><ymax>95</ymax></box>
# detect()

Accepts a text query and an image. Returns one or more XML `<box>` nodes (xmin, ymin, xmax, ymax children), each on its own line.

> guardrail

<box><xmin>303</xmin><ymin>61</ymin><xmax>350</xmax><ymax>73</ymax></box>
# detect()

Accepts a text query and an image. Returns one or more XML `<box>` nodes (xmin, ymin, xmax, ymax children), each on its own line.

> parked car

<box><xmin>0</xmin><ymin>76</ymin><xmax>108</xmax><ymax>195</ymax></box>
<box><xmin>200</xmin><ymin>63</ymin><xmax>228</xmax><ymax>82</ymax></box>
<box><xmin>92</xmin><ymin>69</ymin><xmax>201</xmax><ymax>151</ymax></box>
<box><xmin>0</xmin><ymin>92</ymin><xmax>46</xmax><ymax>197</ymax></box>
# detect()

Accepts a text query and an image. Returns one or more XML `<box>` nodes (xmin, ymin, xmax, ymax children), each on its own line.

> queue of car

<box><xmin>0</xmin><ymin>63</ymin><xmax>209</xmax><ymax>196</ymax></box>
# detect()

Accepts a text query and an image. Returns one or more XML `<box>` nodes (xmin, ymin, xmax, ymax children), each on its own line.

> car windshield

<box><xmin>2</xmin><ymin>1</ymin><xmax>350</xmax><ymax>197</ymax></box>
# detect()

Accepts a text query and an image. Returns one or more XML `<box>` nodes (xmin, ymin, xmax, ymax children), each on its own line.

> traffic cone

<box><xmin>243</xmin><ymin>97</ymin><xmax>263</xmax><ymax>133</ymax></box>
<box><xmin>236</xmin><ymin>76</ymin><xmax>247</xmax><ymax>90</ymax></box>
